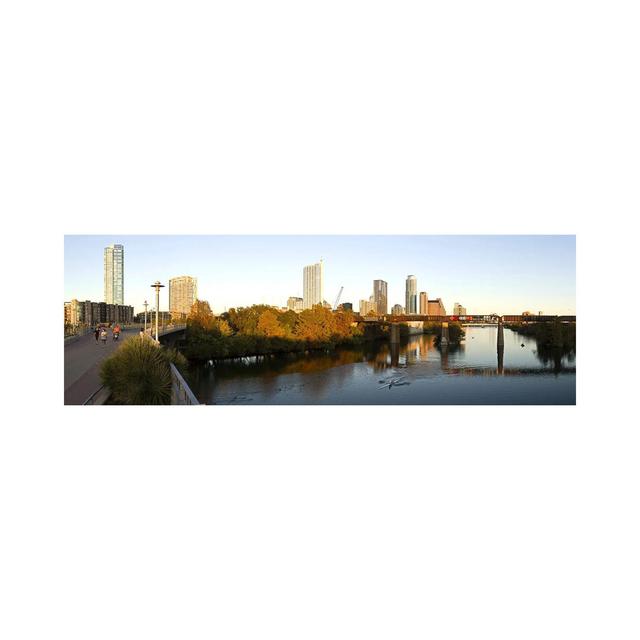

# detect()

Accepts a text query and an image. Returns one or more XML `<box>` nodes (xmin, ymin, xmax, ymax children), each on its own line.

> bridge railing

<box><xmin>170</xmin><ymin>363</ymin><xmax>200</xmax><ymax>405</ymax></box>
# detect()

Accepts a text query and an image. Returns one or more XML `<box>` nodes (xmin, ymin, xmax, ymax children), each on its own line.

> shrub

<box><xmin>164</xmin><ymin>347</ymin><xmax>189</xmax><ymax>373</ymax></box>
<box><xmin>100</xmin><ymin>337</ymin><xmax>172</xmax><ymax>405</ymax></box>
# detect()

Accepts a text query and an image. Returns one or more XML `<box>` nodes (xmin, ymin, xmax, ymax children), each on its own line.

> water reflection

<box><xmin>189</xmin><ymin>327</ymin><xmax>576</xmax><ymax>405</ymax></box>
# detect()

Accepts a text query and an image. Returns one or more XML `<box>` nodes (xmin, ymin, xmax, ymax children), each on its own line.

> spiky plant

<box><xmin>101</xmin><ymin>337</ymin><xmax>172</xmax><ymax>405</ymax></box>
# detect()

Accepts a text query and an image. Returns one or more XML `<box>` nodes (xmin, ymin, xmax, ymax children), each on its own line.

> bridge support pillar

<box><xmin>441</xmin><ymin>321</ymin><xmax>449</xmax><ymax>346</ymax></box>
<box><xmin>390</xmin><ymin>323</ymin><xmax>400</xmax><ymax>345</ymax></box>
<box><xmin>497</xmin><ymin>319</ymin><xmax>504</xmax><ymax>349</ymax></box>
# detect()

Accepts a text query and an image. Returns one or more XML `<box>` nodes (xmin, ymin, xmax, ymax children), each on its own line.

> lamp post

<box><xmin>150</xmin><ymin>281</ymin><xmax>165</xmax><ymax>342</ymax></box>
<box><xmin>143</xmin><ymin>300</ymin><xmax>148</xmax><ymax>334</ymax></box>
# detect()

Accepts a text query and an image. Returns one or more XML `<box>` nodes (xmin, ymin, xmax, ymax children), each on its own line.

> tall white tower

<box><xmin>303</xmin><ymin>261</ymin><xmax>323</xmax><ymax>310</ymax></box>
<box><xmin>104</xmin><ymin>244</ymin><xmax>124</xmax><ymax>305</ymax></box>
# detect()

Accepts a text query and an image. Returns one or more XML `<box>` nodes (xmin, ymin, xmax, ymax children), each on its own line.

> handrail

<box><xmin>170</xmin><ymin>363</ymin><xmax>200</xmax><ymax>405</ymax></box>
<box><xmin>82</xmin><ymin>385</ymin><xmax>111</xmax><ymax>406</ymax></box>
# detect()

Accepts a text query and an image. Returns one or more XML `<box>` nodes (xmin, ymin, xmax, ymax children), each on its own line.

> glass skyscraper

<box><xmin>373</xmin><ymin>279</ymin><xmax>388</xmax><ymax>315</ymax></box>
<box><xmin>303</xmin><ymin>261</ymin><xmax>323</xmax><ymax>310</ymax></box>
<box><xmin>104</xmin><ymin>244</ymin><xmax>124</xmax><ymax>305</ymax></box>
<box><xmin>405</xmin><ymin>275</ymin><xmax>417</xmax><ymax>315</ymax></box>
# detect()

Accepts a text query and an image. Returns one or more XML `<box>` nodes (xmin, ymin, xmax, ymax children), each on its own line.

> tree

<box><xmin>188</xmin><ymin>300</ymin><xmax>216</xmax><ymax>331</ymax></box>
<box><xmin>294</xmin><ymin>305</ymin><xmax>336</xmax><ymax>342</ymax></box>
<box><xmin>332</xmin><ymin>310</ymin><xmax>356</xmax><ymax>339</ymax></box>
<box><xmin>257</xmin><ymin>309</ymin><xmax>286</xmax><ymax>337</ymax></box>
<box><xmin>216</xmin><ymin>318</ymin><xmax>233</xmax><ymax>336</ymax></box>
<box><xmin>278</xmin><ymin>309</ymin><xmax>298</xmax><ymax>338</ymax></box>
<box><xmin>226</xmin><ymin>305</ymin><xmax>274</xmax><ymax>335</ymax></box>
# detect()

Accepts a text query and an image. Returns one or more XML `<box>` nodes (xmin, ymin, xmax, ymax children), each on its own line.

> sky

<box><xmin>64</xmin><ymin>235</ymin><xmax>576</xmax><ymax>316</ymax></box>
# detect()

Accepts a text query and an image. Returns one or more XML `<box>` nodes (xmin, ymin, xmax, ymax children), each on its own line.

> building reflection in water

<box><xmin>439</xmin><ymin>344</ymin><xmax>449</xmax><ymax>368</ymax></box>
<box><xmin>390</xmin><ymin>341</ymin><xmax>400</xmax><ymax>367</ymax></box>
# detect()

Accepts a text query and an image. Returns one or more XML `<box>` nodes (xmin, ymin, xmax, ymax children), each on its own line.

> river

<box><xmin>187</xmin><ymin>326</ymin><xmax>576</xmax><ymax>405</ymax></box>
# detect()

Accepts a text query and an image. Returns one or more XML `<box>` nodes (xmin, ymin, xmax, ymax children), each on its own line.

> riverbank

<box><xmin>182</xmin><ymin>330</ymin><xmax>389</xmax><ymax>362</ymax></box>
<box><xmin>507</xmin><ymin>320</ymin><xmax>576</xmax><ymax>351</ymax></box>
<box><xmin>181</xmin><ymin>303</ymin><xmax>391</xmax><ymax>362</ymax></box>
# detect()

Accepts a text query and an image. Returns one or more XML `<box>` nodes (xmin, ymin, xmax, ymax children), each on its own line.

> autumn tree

<box><xmin>277</xmin><ymin>309</ymin><xmax>298</xmax><ymax>338</ymax></box>
<box><xmin>294</xmin><ymin>305</ymin><xmax>336</xmax><ymax>342</ymax></box>
<box><xmin>256</xmin><ymin>309</ymin><xmax>286</xmax><ymax>337</ymax></box>
<box><xmin>188</xmin><ymin>300</ymin><xmax>216</xmax><ymax>331</ymax></box>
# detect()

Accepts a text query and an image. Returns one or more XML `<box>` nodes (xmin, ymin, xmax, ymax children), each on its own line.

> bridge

<box><xmin>64</xmin><ymin>324</ymin><xmax>188</xmax><ymax>405</ymax></box>
<box><xmin>357</xmin><ymin>314</ymin><xmax>576</xmax><ymax>324</ymax></box>
<box><xmin>355</xmin><ymin>314</ymin><xmax>576</xmax><ymax>349</ymax></box>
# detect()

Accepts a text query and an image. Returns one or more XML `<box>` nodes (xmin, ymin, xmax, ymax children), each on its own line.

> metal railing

<box><xmin>82</xmin><ymin>385</ymin><xmax>111</xmax><ymax>406</ymax></box>
<box><xmin>131</xmin><ymin>323</ymin><xmax>186</xmax><ymax>338</ymax></box>
<box><xmin>170</xmin><ymin>363</ymin><xmax>200</xmax><ymax>405</ymax></box>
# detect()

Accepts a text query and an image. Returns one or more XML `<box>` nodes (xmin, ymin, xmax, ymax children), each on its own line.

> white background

<box><xmin>2</xmin><ymin>1</ymin><xmax>639</xmax><ymax>638</ymax></box>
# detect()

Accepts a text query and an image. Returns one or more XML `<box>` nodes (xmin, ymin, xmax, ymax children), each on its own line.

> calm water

<box><xmin>188</xmin><ymin>326</ymin><xmax>576</xmax><ymax>405</ymax></box>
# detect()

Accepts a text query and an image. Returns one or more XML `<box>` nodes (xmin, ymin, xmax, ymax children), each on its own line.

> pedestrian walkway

<box><xmin>64</xmin><ymin>328</ymin><xmax>137</xmax><ymax>405</ymax></box>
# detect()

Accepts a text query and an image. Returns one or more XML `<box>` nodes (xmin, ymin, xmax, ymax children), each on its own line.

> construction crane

<box><xmin>333</xmin><ymin>286</ymin><xmax>344</xmax><ymax>310</ymax></box>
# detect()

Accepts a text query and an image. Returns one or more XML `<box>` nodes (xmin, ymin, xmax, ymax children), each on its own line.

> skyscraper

<box><xmin>303</xmin><ymin>261</ymin><xmax>323</xmax><ymax>309</ymax></box>
<box><xmin>405</xmin><ymin>275</ymin><xmax>417</xmax><ymax>315</ymax></box>
<box><xmin>373</xmin><ymin>279</ymin><xmax>388</xmax><ymax>315</ymax></box>
<box><xmin>419</xmin><ymin>291</ymin><xmax>428</xmax><ymax>315</ymax></box>
<box><xmin>169</xmin><ymin>276</ymin><xmax>198</xmax><ymax>318</ymax></box>
<box><xmin>104</xmin><ymin>244</ymin><xmax>124</xmax><ymax>305</ymax></box>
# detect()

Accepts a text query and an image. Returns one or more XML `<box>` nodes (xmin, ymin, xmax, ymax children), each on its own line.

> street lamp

<box><xmin>143</xmin><ymin>300</ymin><xmax>148</xmax><ymax>334</ymax></box>
<box><xmin>150</xmin><ymin>281</ymin><xmax>165</xmax><ymax>342</ymax></box>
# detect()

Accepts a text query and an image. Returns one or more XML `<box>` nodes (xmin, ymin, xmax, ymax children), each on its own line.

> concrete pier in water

<box><xmin>497</xmin><ymin>319</ymin><xmax>504</xmax><ymax>348</ymax></box>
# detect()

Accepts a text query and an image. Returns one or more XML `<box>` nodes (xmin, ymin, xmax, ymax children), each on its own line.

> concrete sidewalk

<box><xmin>64</xmin><ymin>328</ymin><xmax>138</xmax><ymax>405</ymax></box>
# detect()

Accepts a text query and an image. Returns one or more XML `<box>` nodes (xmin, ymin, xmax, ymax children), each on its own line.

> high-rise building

<box><xmin>303</xmin><ymin>261</ymin><xmax>323</xmax><ymax>309</ymax></box>
<box><xmin>82</xmin><ymin>300</ymin><xmax>93</xmax><ymax>325</ymax></box>
<box><xmin>391</xmin><ymin>304</ymin><xmax>404</xmax><ymax>315</ymax></box>
<box><xmin>104</xmin><ymin>244</ymin><xmax>124</xmax><ymax>305</ymax></box>
<box><xmin>169</xmin><ymin>276</ymin><xmax>198</xmax><ymax>319</ymax></box>
<box><xmin>419</xmin><ymin>291</ymin><xmax>428</xmax><ymax>315</ymax></box>
<box><xmin>453</xmin><ymin>302</ymin><xmax>467</xmax><ymax>315</ymax></box>
<box><xmin>405</xmin><ymin>275</ymin><xmax>417</xmax><ymax>315</ymax></box>
<box><xmin>287</xmin><ymin>296</ymin><xmax>304</xmax><ymax>312</ymax></box>
<box><xmin>64</xmin><ymin>299</ymin><xmax>82</xmax><ymax>325</ymax></box>
<box><xmin>427</xmin><ymin>298</ymin><xmax>447</xmax><ymax>316</ymax></box>
<box><xmin>373</xmin><ymin>280</ymin><xmax>388</xmax><ymax>315</ymax></box>
<box><xmin>359</xmin><ymin>299</ymin><xmax>376</xmax><ymax>315</ymax></box>
<box><xmin>338</xmin><ymin>302</ymin><xmax>353</xmax><ymax>312</ymax></box>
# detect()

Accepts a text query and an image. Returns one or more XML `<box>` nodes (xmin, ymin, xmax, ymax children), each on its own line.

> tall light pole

<box><xmin>150</xmin><ymin>282</ymin><xmax>164</xmax><ymax>342</ymax></box>
<box><xmin>143</xmin><ymin>300</ymin><xmax>148</xmax><ymax>334</ymax></box>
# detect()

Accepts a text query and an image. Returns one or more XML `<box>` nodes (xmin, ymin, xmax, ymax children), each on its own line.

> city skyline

<box><xmin>64</xmin><ymin>235</ymin><xmax>576</xmax><ymax>315</ymax></box>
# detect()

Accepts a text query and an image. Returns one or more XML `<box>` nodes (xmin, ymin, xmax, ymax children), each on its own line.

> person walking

<box><xmin>94</xmin><ymin>326</ymin><xmax>100</xmax><ymax>343</ymax></box>
<box><xmin>100</xmin><ymin>328</ymin><xmax>107</xmax><ymax>345</ymax></box>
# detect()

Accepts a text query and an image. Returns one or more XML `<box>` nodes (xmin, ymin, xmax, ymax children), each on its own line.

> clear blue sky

<box><xmin>64</xmin><ymin>235</ymin><xmax>575</xmax><ymax>315</ymax></box>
